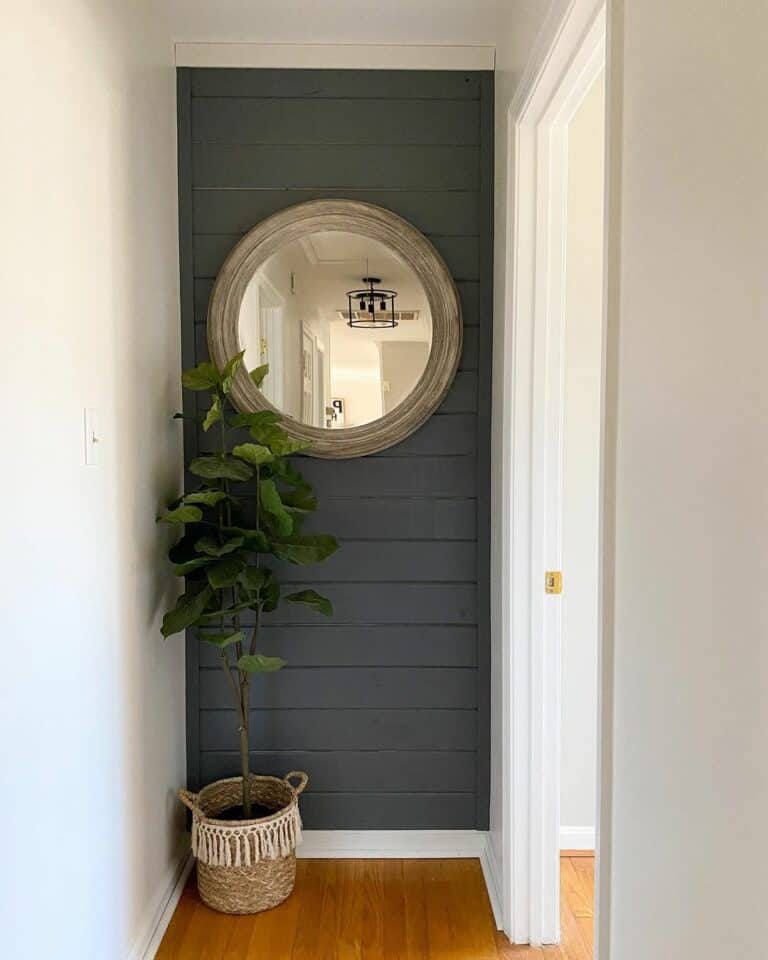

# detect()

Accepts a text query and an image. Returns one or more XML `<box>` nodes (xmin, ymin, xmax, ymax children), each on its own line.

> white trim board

<box><xmin>498</xmin><ymin>0</ymin><xmax>607</xmax><ymax>948</ymax></box>
<box><xmin>480</xmin><ymin>837</ymin><xmax>504</xmax><ymax>930</ymax></box>
<box><xmin>297</xmin><ymin>829</ymin><xmax>487</xmax><ymax>859</ymax></box>
<box><xmin>128</xmin><ymin>853</ymin><xmax>193</xmax><ymax>960</ymax></box>
<box><xmin>560</xmin><ymin>826</ymin><xmax>596</xmax><ymax>852</ymax></box>
<box><xmin>174</xmin><ymin>42</ymin><xmax>495</xmax><ymax>71</ymax></box>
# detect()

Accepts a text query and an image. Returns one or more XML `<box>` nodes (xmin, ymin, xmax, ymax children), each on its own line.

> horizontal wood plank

<box><xmin>190</xmin><ymin>68</ymin><xmax>483</xmax><ymax>101</ymax></box>
<box><xmin>197</xmin><ymin>625</ymin><xmax>478</xmax><ymax>668</ymax></box>
<box><xmin>199</xmin><ymin>707</ymin><xmax>477</xmax><ymax>751</ymax></box>
<box><xmin>192</xmin><ymin>97</ymin><xmax>480</xmax><ymax>146</ymax></box>
<box><xmin>192</xmin><ymin>188</ymin><xmax>481</xmax><ymax>236</ymax></box>
<box><xmin>199</xmin><ymin>666</ymin><xmax>478</xmax><ymax>709</ymax></box>
<box><xmin>266</xmin><ymin>540</ymin><xmax>477</xmax><ymax>583</ymax></box>
<box><xmin>192</xmin><ymin>143</ymin><xmax>480</xmax><ymax>190</ymax></box>
<box><xmin>301</xmin><ymin>496</ymin><xmax>477</xmax><ymax>540</ymax></box>
<box><xmin>198</xmin><ymin>750</ymin><xmax>476</xmax><ymax>793</ymax></box>
<box><xmin>295</xmin><ymin>456</ymin><xmax>477</xmax><ymax>498</ymax></box>
<box><xmin>197</xmin><ymin>582</ymin><xmax>476</xmax><ymax>625</ymax></box>
<box><xmin>295</xmin><ymin>792</ymin><xmax>477</xmax><ymax>829</ymax></box>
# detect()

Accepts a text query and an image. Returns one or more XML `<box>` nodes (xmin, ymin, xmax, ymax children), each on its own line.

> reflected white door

<box><xmin>301</xmin><ymin>329</ymin><xmax>316</xmax><ymax>426</ymax></box>
<box><xmin>259</xmin><ymin>303</ymin><xmax>284</xmax><ymax>409</ymax></box>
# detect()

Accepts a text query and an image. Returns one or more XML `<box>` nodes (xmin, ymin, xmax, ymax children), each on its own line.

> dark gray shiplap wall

<box><xmin>177</xmin><ymin>68</ymin><xmax>493</xmax><ymax>829</ymax></box>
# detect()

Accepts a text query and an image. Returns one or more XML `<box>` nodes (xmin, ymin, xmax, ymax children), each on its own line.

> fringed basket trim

<box><xmin>191</xmin><ymin>803</ymin><xmax>303</xmax><ymax>866</ymax></box>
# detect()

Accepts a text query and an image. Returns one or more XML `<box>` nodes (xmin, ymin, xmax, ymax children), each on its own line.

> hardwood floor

<box><xmin>157</xmin><ymin>856</ymin><xmax>594</xmax><ymax>959</ymax></box>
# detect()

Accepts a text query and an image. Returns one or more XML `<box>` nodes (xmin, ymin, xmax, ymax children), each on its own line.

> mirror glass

<box><xmin>237</xmin><ymin>231</ymin><xmax>433</xmax><ymax>429</ymax></box>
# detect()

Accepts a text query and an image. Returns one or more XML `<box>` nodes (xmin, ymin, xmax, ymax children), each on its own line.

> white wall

<box><xmin>0</xmin><ymin>4</ymin><xmax>184</xmax><ymax>958</ymax></box>
<box><xmin>560</xmin><ymin>71</ymin><xmax>604</xmax><ymax>843</ymax></box>
<box><xmin>601</xmin><ymin>0</ymin><xmax>768</xmax><ymax>955</ymax></box>
<box><xmin>165</xmin><ymin>0</ymin><xmax>497</xmax><ymax>44</ymax></box>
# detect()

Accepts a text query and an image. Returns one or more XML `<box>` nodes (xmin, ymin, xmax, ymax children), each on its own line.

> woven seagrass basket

<box><xmin>179</xmin><ymin>771</ymin><xmax>307</xmax><ymax>914</ymax></box>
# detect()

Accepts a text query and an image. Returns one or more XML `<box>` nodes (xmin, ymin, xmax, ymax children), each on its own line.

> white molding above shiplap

<box><xmin>297</xmin><ymin>829</ymin><xmax>488</xmax><ymax>859</ymax></box>
<box><xmin>174</xmin><ymin>42</ymin><xmax>495</xmax><ymax>71</ymax></box>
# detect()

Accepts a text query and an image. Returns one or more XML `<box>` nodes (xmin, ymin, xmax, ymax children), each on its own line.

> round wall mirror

<box><xmin>207</xmin><ymin>200</ymin><xmax>462</xmax><ymax>458</ymax></box>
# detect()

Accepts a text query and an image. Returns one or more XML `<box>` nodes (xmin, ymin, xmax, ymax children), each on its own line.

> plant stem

<box><xmin>218</xmin><ymin>388</ymin><xmax>252</xmax><ymax>816</ymax></box>
<box><xmin>239</xmin><ymin>678</ymin><xmax>251</xmax><ymax>817</ymax></box>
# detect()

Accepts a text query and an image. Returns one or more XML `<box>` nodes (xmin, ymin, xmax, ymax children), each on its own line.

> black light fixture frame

<box><xmin>346</xmin><ymin>276</ymin><xmax>398</xmax><ymax>329</ymax></box>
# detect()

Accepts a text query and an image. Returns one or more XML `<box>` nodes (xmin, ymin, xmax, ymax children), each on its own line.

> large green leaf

<box><xmin>270</xmin><ymin>458</ymin><xmax>312</xmax><ymax>492</ymax></box>
<box><xmin>232</xmin><ymin>443</ymin><xmax>274</xmax><ymax>467</ymax></box>
<box><xmin>240</xmin><ymin>566</ymin><xmax>271</xmax><ymax>592</ymax></box>
<box><xmin>169</xmin><ymin>529</ymin><xmax>207</xmax><ymax>565</ymax></box>
<box><xmin>202</xmin><ymin>630</ymin><xmax>244</xmax><ymax>649</ymax></box>
<box><xmin>229</xmin><ymin>410</ymin><xmax>281</xmax><ymax>430</ymax></box>
<box><xmin>285</xmin><ymin>589</ymin><xmax>333</xmax><ymax>616</ymax></box>
<box><xmin>222</xmin><ymin>350</ymin><xmax>246</xmax><ymax>394</ymax></box>
<box><xmin>250</xmin><ymin>423</ymin><xmax>311</xmax><ymax>456</ymax></box>
<box><xmin>249</xmin><ymin>363</ymin><xmax>269</xmax><ymax>388</ymax></box>
<box><xmin>237</xmin><ymin>653</ymin><xmax>286</xmax><ymax>674</ymax></box>
<box><xmin>161</xmin><ymin>586</ymin><xmax>213</xmax><ymax>637</ymax></box>
<box><xmin>195</xmin><ymin>535</ymin><xmax>245</xmax><ymax>557</ymax></box>
<box><xmin>190</xmin><ymin>456</ymin><xmax>253</xmax><ymax>482</ymax></box>
<box><xmin>222</xmin><ymin>526</ymin><xmax>269</xmax><ymax>551</ymax></box>
<box><xmin>202</xmin><ymin>393</ymin><xmax>222</xmax><ymax>432</ymax></box>
<box><xmin>270</xmin><ymin>534</ymin><xmax>339</xmax><ymax>565</ymax></box>
<box><xmin>181</xmin><ymin>362</ymin><xmax>220</xmax><ymax>391</ymax></box>
<box><xmin>261</xmin><ymin>579</ymin><xmax>280</xmax><ymax>612</ymax></box>
<box><xmin>158</xmin><ymin>505</ymin><xmax>203</xmax><ymax>525</ymax></box>
<box><xmin>206</xmin><ymin>554</ymin><xmax>246</xmax><ymax>588</ymax></box>
<box><xmin>281</xmin><ymin>489</ymin><xmax>317</xmax><ymax>513</ymax></box>
<box><xmin>182</xmin><ymin>490</ymin><xmax>228</xmax><ymax>508</ymax></box>
<box><xmin>172</xmin><ymin>555</ymin><xmax>214</xmax><ymax>576</ymax></box>
<box><xmin>198</xmin><ymin>599</ymin><xmax>254</xmax><ymax>622</ymax></box>
<box><xmin>259</xmin><ymin>478</ymin><xmax>293</xmax><ymax>536</ymax></box>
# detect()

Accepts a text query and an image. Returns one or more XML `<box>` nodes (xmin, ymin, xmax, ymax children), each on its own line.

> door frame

<box><xmin>499</xmin><ymin>0</ymin><xmax>607</xmax><ymax>946</ymax></box>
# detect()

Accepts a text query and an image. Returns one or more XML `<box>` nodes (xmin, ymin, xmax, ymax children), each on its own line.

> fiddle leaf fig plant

<box><xmin>159</xmin><ymin>352</ymin><xmax>339</xmax><ymax>816</ymax></box>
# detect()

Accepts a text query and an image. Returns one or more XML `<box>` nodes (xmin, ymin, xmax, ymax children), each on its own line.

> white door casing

<box><xmin>498</xmin><ymin>0</ymin><xmax>607</xmax><ymax>946</ymax></box>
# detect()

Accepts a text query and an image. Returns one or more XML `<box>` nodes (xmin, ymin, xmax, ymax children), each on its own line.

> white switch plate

<box><xmin>84</xmin><ymin>407</ymin><xmax>99</xmax><ymax>465</ymax></box>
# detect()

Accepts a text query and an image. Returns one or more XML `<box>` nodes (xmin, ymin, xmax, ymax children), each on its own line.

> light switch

<box><xmin>84</xmin><ymin>407</ymin><xmax>100</xmax><ymax>466</ymax></box>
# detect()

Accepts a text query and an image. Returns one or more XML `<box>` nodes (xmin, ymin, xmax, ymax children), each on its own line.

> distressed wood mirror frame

<box><xmin>207</xmin><ymin>199</ymin><xmax>462</xmax><ymax>459</ymax></box>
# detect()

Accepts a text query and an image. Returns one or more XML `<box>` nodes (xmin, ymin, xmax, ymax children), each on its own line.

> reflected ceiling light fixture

<box><xmin>346</xmin><ymin>264</ymin><xmax>398</xmax><ymax>329</ymax></box>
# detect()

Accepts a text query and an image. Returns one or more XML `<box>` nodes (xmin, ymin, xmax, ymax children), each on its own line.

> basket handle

<box><xmin>284</xmin><ymin>770</ymin><xmax>309</xmax><ymax>795</ymax></box>
<box><xmin>178</xmin><ymin>787</ymin><xmax>203</xmax><ymax>816</ymax></box>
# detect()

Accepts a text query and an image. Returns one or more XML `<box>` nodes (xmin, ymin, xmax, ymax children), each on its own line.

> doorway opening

<box><xmin>499</xmin><ymin>0</ymin><xmax>607</xmax><ymax>950</ymax></box>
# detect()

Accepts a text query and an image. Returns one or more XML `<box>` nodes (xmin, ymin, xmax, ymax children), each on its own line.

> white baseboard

<box><xmin>127</xmin><ymin>852</ymin><xmax>194</xmax><ymax>960</ymax></box>
<box><xmin>559</xmin><ymin>825</ymin><xmax>596</xmax><ymax>851</ymax></box>
<box><xmin>479</xmin><ymin>836</ymin><xmax>503</xmax><ymax>930</ymax></box>
<box><xmin>298</xmin><ymin>829</ymin><xmax>487</xmax><ymax>859</ymax></box>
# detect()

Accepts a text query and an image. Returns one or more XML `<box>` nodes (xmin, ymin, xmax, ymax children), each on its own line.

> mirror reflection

<box><xmin>237</xmin><ymin>231</ymin><xmax>433</xmax><ymax>429</ymax></box>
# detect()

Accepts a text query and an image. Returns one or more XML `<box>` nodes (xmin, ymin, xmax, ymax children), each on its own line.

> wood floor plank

<box><xmin>175</xmin><ymin>896</ymin><xmax>233</xmax><ymax>960</ymax></box>
<box><xmin>381</xmin><ymin>860</ymin><xmax>407</xmax><ymax>960</ymax></box>
<box><xmin>156</xmin><ymin>855</ymin><xmax>595</xmax><ymax>960</ymax></box>
<box><xmin>560</xmin><ymin>858</ymin><xmax>593</xmax><ymax>919</ymax></box>
<box><xmin>155</xmin><ymin>882</ymin><xmax>198</xmax><ymax>959</ymax></box>
<box><xmin>402</xmin><ymin>860</ymin><xmax>430</xmax><ymax>960</ymax></box>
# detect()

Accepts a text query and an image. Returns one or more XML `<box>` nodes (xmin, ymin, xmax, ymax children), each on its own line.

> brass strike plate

<box><xmin>545</xmin><ymin>571</ymin><xmax>563</xmax><ymax>595</ymax></box>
